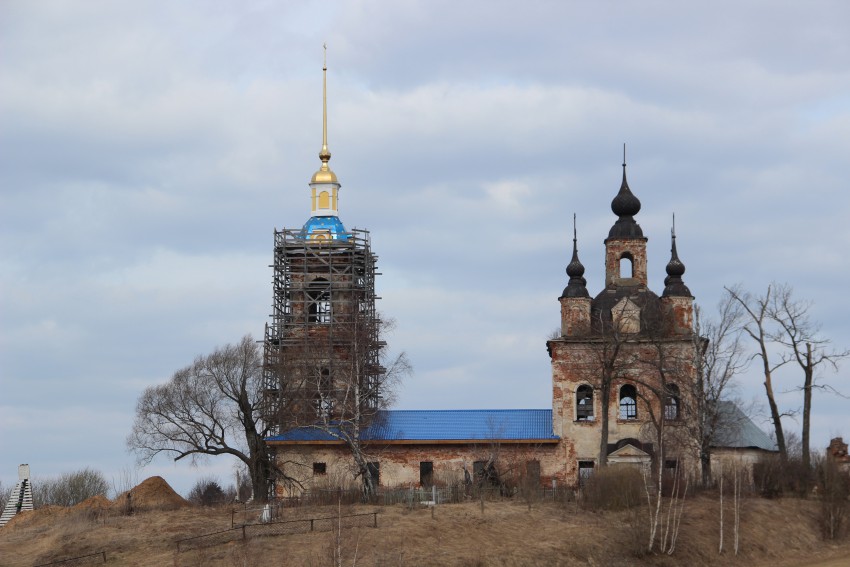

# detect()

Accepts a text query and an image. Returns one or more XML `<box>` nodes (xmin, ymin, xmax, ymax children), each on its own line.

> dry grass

<box><xmin>1</xmin><ymin>489</ymin><xmax>849</xmax><ymax>566</ymax></box>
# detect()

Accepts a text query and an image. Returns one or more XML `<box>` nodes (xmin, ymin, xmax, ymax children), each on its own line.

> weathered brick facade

<box><xmin>270</xmin><ymin>163</ymin><xmax>702</xmax><ymax>495</ymax></box>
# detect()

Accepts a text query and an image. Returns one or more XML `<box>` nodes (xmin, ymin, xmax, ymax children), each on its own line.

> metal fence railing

<box><xmin>176</xmin><ymin>511</ymin><xmax>378</xmax><ymax>552</ymax></box>
<box><xmin>34</xmin><ymin>551</ymin><xmax>106</xmax><ymax>566</ymax></box>
<box><xmin>279</xmin><ymin>484</ymin><xmax>576</xmax><ymax>508</ymax></box>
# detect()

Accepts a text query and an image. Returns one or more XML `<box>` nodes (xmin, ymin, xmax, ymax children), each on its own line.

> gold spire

<box><xmin>311</xmin><ymin>43</ymin><xmax>338</xmax><ymax>184</ymax></box>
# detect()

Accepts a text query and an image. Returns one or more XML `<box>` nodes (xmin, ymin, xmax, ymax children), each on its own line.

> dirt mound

<box><xmin>2</xmin><ymin>505</ymin><xmax>67</xmax><ymax>530</ymax></box>
<box><xmin>74</xmin><ymin>494</ymin><xmax>112</xmax><ymax>511</ymax></box>
<box><xmin>117</xmin><ymin>476</ymin><xmax>191</xmax><ymax>512</ymax></box>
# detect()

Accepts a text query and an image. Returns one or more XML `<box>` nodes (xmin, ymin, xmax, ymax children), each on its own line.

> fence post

<box><xmin>101</xmin><ymin>551</ymin><xmax>106</xmax><ymax>563</ymax></box>
<box><xmin>310</xmin><ymin>518</ymin><xmax>314</xmax><ymax>532</ymax></box>
<box><xmin>373</xmin><ymin>512</ymin><xmax>377</xmax><ymax>528</ymax></box>
<box><xmin>242</xmin><ymin>525</ymin><xmax>246</xmax><ymax>541</ymax></box>
<box><xmin>231</xmin><ymin>508</ymin><xmax>235</xmax><ymax>529</ymax></box>
<box><xmin>432</xmin><ymin>485</ymin><xmax>437</xmax><ymax>505</ymax></box>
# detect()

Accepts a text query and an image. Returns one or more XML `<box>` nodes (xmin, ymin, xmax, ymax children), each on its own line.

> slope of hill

<box><xmin>0</xmin><ymin>478</ymin><xmax>848</xmax><ymax>566</ymax></box>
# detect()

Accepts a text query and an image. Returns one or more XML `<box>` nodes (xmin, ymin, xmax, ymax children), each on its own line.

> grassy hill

<box><xmin>0</xmin><ymin>477</ymin><xmax>848</xmax><ymax>566</ymax></box>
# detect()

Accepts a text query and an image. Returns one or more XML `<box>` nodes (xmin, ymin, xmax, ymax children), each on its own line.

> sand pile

<box><xmin>76</xmin><ymin>494</ymin><xmax>111</xmax><ymax>509</ymax></box>
<box><xmin>2</xmin><ymin>505</ymin><xmax>66</xmax><ymax>530</ymax></box>
<box><xmin>117</xmin><ymin>476</ymin><xmax>191</xmax><ymax>512</ymax></box>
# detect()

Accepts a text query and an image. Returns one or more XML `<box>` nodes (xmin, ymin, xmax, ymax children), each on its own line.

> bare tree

<box><xmin>726</xmin><ymin>284</ymin><xmax>790</xmax><ymax>462</ymax></box>
<box><xmin>585</xmin><ymin>309</ymin><xmax>634</xmax><ymax>467</ymax></box>
<box><xmin>689</xmin><ymin>295</ymin><xmax>747</xmax><ymax>486</ymax></box>
<box><xmin>729</xmin><ymin>283</ymin><xmax>849</xmax><ymax>470</ymax></box>
<box><xmin>128</xmin><ymin>335</ymin><xmax>280</xmax><ymax>502</ymax></box>
<box><xmin>633</xmin><ymin>331</ymin><xmax>690</xmax><ymax>554</ymax></box>
<box><xmin>766</xmin><ymin>284</ymin><xmax>849</xmax><ymax>472</ymax></box>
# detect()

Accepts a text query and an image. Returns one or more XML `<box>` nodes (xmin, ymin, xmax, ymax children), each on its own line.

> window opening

<box><xmin>664</xmin><ymin>384</ymin><xmax>680</xmax><ymax>420</ymax></box>
<box><xmin>315</xmin><ymin>368</ymin><xmax>334</xmax><ymax>417</ymax></box>
<box><xmin>473</xmin><ymin>460</ymin><xmax>499</xmax><ymax>486</ymax></box>
<box><xmin>578</xmin><ymin>461</ymin><xmax>595</xmax><ymax>486</ymax></box>
<box><xmin>576</xmin><ymin>385</ymin><xmax>594</xmax><ymax>421</ymax></box>
<box><xmin>619</xmin><ymin>253</ymin><xmax>634</xmax><ymax>278</ymax></box>
<box><xmin>313</xmin><ymin>462</ymin><xmax>327</xmax><ymax>475</ymax></box>
<box><xmin>420</xmin><ymin>461</ymin><xmax>434</xmax><ymax>487</ymax></box>
<box><xmin>307</xmin><ymin>278</ymin><xmax>331</xmax><ymax>323</ymax></box>
<box><xmin>473</xmin><ymin>461</ymin><xmax>485</xmax><ymax>479</ymax></box>
<box><xmin>619</xmin><ymin>384</ymin><xmax>638</xmax><ymax>420</ymax></box>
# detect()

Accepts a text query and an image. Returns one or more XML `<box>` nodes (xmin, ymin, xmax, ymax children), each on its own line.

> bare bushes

<box><xmin>32</xmin><ymin>468</ymin><xmax>109</xmax><ymax>507</ymax></box>
<box><xmin>753</xmin><ymin>454</ymin><xmax>809</xmax><ymax>498</ymax></box>
<box><xmin>580</xmin><ymin>466</ymin><xmax>643</xmax><ymax>511</ymax></box>
<box><xmin>816</xmin><ymin>458</ymin><xmax>850</xmax><ymax>540</ymax></box>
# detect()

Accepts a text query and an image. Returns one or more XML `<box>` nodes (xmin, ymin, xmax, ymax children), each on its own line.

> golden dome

<box><xmin>311</xmin><ymin>162</ymin><xmax>338</xmax><ymax>184</ymax></box>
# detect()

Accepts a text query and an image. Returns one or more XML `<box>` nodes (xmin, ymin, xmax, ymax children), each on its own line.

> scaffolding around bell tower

<box><xmin>262</xmin><ymin>227</ymin><xmax>384</xmax><ymax>435</ymax></box>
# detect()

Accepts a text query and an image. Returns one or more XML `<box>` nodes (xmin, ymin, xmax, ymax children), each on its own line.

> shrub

<box><xmin>580</xmin><ymin>465</ymin><xmax>644</xmax><ymax>511</ymax></box>
<box><xmin>816</xmin><ymin>458</ymin><xmax>850</xmax><ymax>540</ymax></box>
<box><xmin>753</xmin><ymin>455</ymin><xmax>810</xmax><ymax>498</ymax></box>
<box><xmin>32</xmin><ymin>468</ymin><xmax>109</xmax><ymax>507</ymax></box>
<box><xmin>187</xmin><ymin>477</ymin><xmax>228</xmax><ymax>506</ymax></box>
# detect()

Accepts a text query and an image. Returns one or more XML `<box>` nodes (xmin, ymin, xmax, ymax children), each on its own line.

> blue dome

<box><xmin>300</xmin><ymin>216</ymin><xmax>350</xmax><ymax>241</ymax></box>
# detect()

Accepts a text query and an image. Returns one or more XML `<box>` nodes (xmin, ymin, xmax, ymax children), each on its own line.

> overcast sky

<box><xmin>2</xmin><ymin>1</ymin><xmax>849</xmax><ymax>496</ymax></box>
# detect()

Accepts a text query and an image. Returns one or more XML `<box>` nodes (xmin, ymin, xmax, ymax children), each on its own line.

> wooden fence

<box><xmin>176</xmin><ymin>511</ymin><xmax>378</xmax><ymax>552</ymax></box>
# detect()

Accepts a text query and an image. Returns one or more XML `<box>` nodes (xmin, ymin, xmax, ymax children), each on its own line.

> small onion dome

<box><xmin>662</xmin><ymin>232</ymin><xmax>691</xmax><ymax>297</ymax></box>
<box><xmin>561</xmin><ymin>235</ymin><xmax>589</xmax><ymax>298</ymax></box>
<box><xmin>608</xmin><ymin>164</ymin><xmax>644</xmax><ymax>239</ymax></box>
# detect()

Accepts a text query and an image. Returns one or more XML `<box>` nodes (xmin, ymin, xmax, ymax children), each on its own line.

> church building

<box><xmin>264</xmin><ymin>61</ymin><xmax>773</xmax><ymax>496</ymax></box>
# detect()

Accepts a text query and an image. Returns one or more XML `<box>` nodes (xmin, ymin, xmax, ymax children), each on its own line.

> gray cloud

<box><xmin>2</xmin><ymin>0</ymin><xmax>849</xmax><ymax>494</ymax></box>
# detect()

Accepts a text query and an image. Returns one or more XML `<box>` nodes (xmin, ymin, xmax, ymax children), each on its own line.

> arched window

<box><xmin>664</xmin><ymin>384</ymin><xmax>680</xmax><ymax>420</ymax></box>
<box><xmin>619</xmin><ymin>252</ymin><xmax>634</xmax><ymax>278</ymax></box>
<box><xmin>307</xmin><ymin>278</ymin><xmax>331</xmax><ymax>323</ymax></box>
<box><xmin>619</xmin><ymin>384</ymin><xmax>637</xmax><ymax>420</ymax></box>
<box><xmin>576</xmin><ymin>385</ymin><xmax>594</xmax><ymax>421</ymax></box>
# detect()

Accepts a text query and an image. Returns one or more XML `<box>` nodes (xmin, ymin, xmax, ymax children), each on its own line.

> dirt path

<box><xmin>796</xmin><ymin>558</ymin><xmax>849</xmax><ymax>567</ymax></box>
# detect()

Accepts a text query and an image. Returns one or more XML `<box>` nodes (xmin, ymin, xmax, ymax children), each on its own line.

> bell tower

<box><xmin>262</xmin><ymin>48</ymin><xmax>383</xmax><ymax>434</ymax></box>
<box><xmin>604</xmin><ymin>151</ymin><xmax>648</xmax><ymax>288</ymax></box>
<box><xmin>548</xmin><ymin>150</ymin><xmax>700</xmax><ymax>483</ymax></box>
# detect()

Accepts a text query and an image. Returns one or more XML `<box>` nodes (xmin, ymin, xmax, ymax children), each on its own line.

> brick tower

<box><xmin>548</xmin><ymin>156</ymin><xmax>697</xmax><ymax>480</ymax></box>
<box><xmin>262</xmin><ymin>52</ymin><xmax>383</xmax><ymax>435</ymax></box>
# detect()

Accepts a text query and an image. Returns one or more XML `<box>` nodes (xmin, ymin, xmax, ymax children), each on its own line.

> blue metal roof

<box><xmin>267</xmin><ymin>409</ymin><xmax>558</xmax><ymax>443</ymax></box>
<box><xmin>300</xmin><ymin>216</ymin><xmax>350</xmax><ymax>241</ymax></box>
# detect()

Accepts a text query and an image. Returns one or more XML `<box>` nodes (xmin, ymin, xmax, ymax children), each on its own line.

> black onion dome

<box><xmin>561</xmin><ymin>233</ymin><xmax>589</xmax><ymax>298</ymax></box>
<box><xmin>608</xmin><ymin>164</ymin><xmax>644</xmax><ymax>239</ymax></box>
<box><xmin>566</xmin><ymin>246</ymin><xmax>585</xmax><ymax>278</ymax></box>
<box><xmin>663</xmin><ymin>232</ymin><xmax>692</xmax><ymax>297</ymax></box>
<box><xmin>611</xmin><ymin>166</ymin><xmax>641</xmax><ymax>217</ymax></box>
